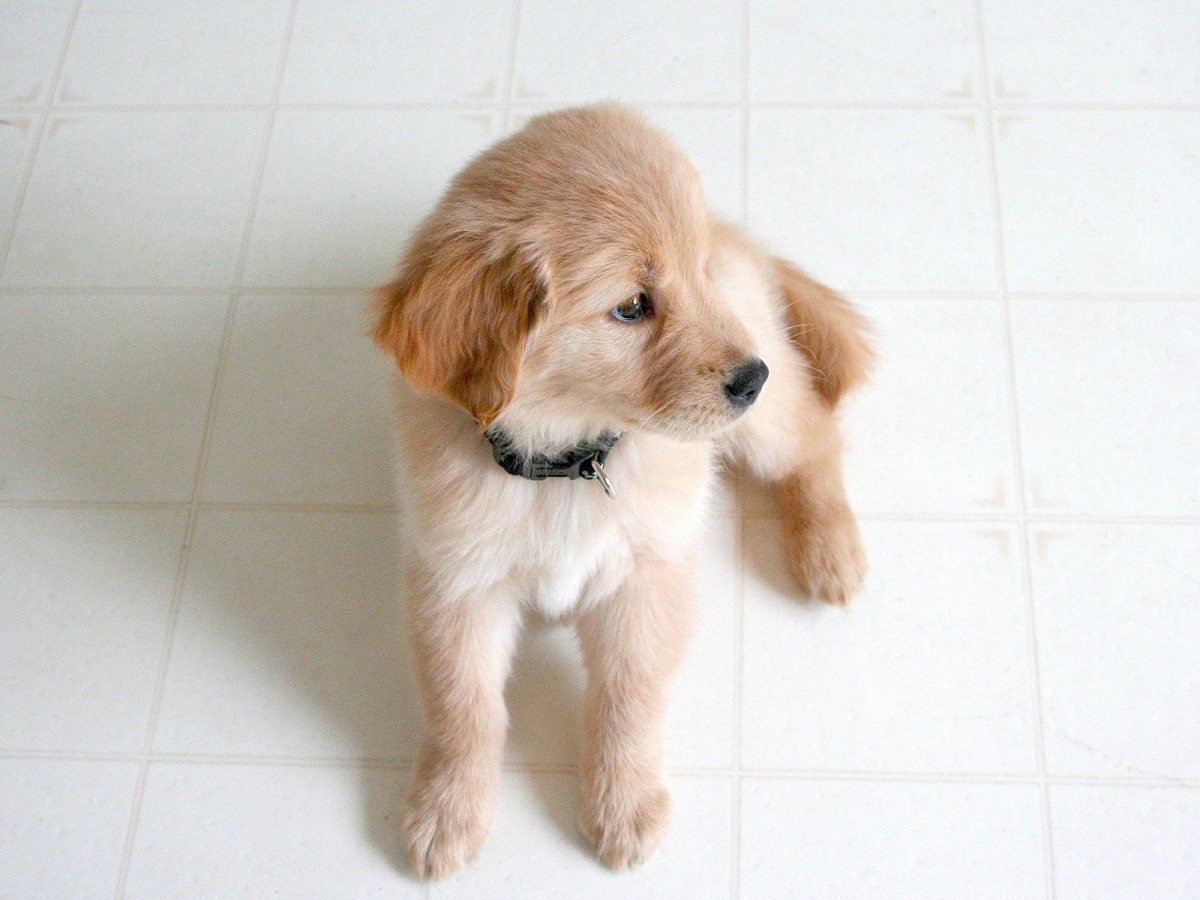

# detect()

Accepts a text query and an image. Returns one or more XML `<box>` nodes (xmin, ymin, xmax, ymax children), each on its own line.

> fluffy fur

<box><xmin>373</xmin><ymin>104</ymin><xmax>873</xmax><ymax>878</ymax></box>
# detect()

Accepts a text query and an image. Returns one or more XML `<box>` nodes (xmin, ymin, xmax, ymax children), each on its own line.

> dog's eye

<box><xmin>612</xmin><ymin>292</ymin><xmax>649</xmax><ymax>323</ymax></box>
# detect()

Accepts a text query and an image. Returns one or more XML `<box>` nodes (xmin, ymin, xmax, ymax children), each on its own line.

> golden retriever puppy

<box><xmin>373</xmin><ymin>104</ymin><xmax>873</xmax><ymax>878</ymax></box>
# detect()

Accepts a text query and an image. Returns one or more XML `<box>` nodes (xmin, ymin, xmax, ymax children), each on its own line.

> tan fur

<box><xmin>773</xmin><ymin>257</ymin><xmax>875</xmax><ymax>407</ymax></box>
<box><xmin>400</xmin><ymin>564</ymin><xmax>521</xmax><ymax>878</ymax></box>
<box><xmin>374</xmin><ymin>240</ymin><xmax>545</xmax><ymax>428</ymax></box>
<box><xmin>576</xmin><ymin>551</ymin><xmax>696</xmax><ymax>869</ymax></box>
<box><xmin>374</xmin><ymin>104</ymin><xmax>873</xmax><ymax>878</ymax></box>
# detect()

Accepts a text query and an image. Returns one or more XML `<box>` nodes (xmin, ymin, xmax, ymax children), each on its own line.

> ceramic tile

<box><xmin>126</xmin><ymin>762</ymin><xmax>418</xmax><ymax>898</ymax></box>
<box><xmin>0</xmin><ymin>3</ymin><xmax>74</xmax><ymax>106</ymax></box>
<box><xmin>242</xmin><ymin>109</ymin><xmax>496</xmax><ymax>289</ymax></box>
<box><xmin>740</xmin><ymin>779</ymin><xmax>1045</xmax><ymax>899</ymax></box>
<box><xmin>741</xmin><ymin>519</ymin><xmax>1037</xmax><ymax>774</ymax></box>
<box><xmin>995</xmin><ymin>112</ymin><xmax>1200</xmax><ymax>294</ymax></box>
<box><xmin>58</xmin><ymin>0</ymin><xmax>290</xmax><ymax>105</ymax></box>
<box><xmin>153</xmin><ymin>509</ymin><xmax>420</xmax><ymax>760</ymax></box>
<box><xmin>505</xmin><ymin>516</ymin><xmax>740</xmax><ymax>769</ymax></box>
<box><xmin>0</xmin><ymin>295</ymin><xmax>226</xmax><ymax>502</ymax></box>
<box><xmin>842</xmin><ymin>296</ymin><xmax>1017</xmax><ymax>515</ymax></box>
<box><xmin>1011</xmin><ymin>299</ymin><xmax>1200</xmax><ymax>516</ymax></box>
<box><xmin>3</xmin><ymin>111</ymin><xmax>266</xmax><ymax>288</ymax></box>
<box><xmin>751</xmin><ymin>0</ymin><xmax>978</xmax><ymax>103</ymax></box>
<box><xmin>0</xmin><ymin>758</ymin><xmax>139</xmax><ymax>900</ymax></box>
<box><xmin>201</xmin><ymin>294</ymin><xmax>395</xmax><ymax>505</ymax></box>
<box><xmin>282</xmin><ymin>0</ymin><xmax>515</xmax><ymax>104</ymax></box>
<box><xmin>748</xmin><ymin>110</ymin><xmax>997</xmax><ymax>292</ymax></box>
<box><xmin>0</xmin><ymin>508</ymin><xmax>186</xmax><ymax>752</ymax></box>
<box><xmin>431</xmin><ymin>773</ymin><xmax>733</xmax><ymax>899</ymax></box>
<box><xmin>513</xmin><ymin>0</ymin><xmax>741</xmax><ymax>103</ymax></box>
<box><xmin>1031</xmin><ymin>524</ymin><xmax>1200</xmax><ymax>779</ymax></box>
<box><xmin>0</xmin><ymin>116</ymin><xmax>38</xmax><ymax>252</ymax></box>
<box><xmin>1050</xmin><ymin>785</ymin><xmax>1200</xmax><ymax>900</ymax></box>
<box><xmin>982</xmin><ymin>0</ymin><xmax>1200</xmax><ymax>103</ymax></box>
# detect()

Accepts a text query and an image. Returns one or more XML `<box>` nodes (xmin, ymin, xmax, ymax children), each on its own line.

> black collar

<box><xmin>485</xmin><ymin>427</ymin><xmax>621</xmax><ymax>486</ymax></box>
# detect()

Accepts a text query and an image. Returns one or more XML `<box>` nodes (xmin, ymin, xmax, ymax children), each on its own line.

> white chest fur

<box><xmin>394</xmin><ymin>397</ymin><xmax>714</xmax><ymax>615</ymax></box>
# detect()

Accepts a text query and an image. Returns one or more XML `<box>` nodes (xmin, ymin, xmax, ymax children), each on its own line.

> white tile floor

<box><xmin>1</xmin><ymin>1</ymin><xmax>1198</xmax><ymax>897</ymax></box>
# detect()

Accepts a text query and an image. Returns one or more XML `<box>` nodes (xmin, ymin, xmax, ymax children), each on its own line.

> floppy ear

<box><xmin>374</xmin><ymin>236</ymin><xmax>545</xmax><ymax>429</ymax></box>
<box><xmin>773</xmin><ymin>259</ymin><xmax>875</xmax><ymax>407</ymax></box>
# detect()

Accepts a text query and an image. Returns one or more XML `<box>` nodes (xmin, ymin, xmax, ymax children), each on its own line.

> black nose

<box><xmin>724</xmin><ymin>357</ymin><xmax>769</xmax><ymax>408</ymax></box>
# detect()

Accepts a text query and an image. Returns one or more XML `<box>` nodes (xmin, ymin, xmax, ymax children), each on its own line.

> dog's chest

<box><xmin>502</xmin><ymin>486</ymin><xmax>633</xmax><ymax>618</ymax></box>
<box><xmin>405</xmin><ymin>427</ymin><xmax>713</xmax><ymax>612</ymax></box>
<box><xmin>525</xmin><ymin>518</ymin><xmax>627</xmax><ymax>618</ymax></box>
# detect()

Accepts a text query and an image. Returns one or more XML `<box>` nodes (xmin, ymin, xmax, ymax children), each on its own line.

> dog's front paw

<box><xmin>785</xmin><ymin>504</ymin><xmax>867</xmax><ymax>606</ymax></box>
<box><xmin>402</xmin><ymin>764</ymin><xmax>495</xmax><ymax>879</ymax></box>
<box><xmin>580</xmin><ymin>778</ymin><xmax>671</xmax><ymax>870</ymax></box>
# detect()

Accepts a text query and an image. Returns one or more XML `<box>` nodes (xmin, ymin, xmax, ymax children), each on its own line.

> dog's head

<box><xmin>374</xmin><ymin>104</ymin><xmax>766</xmax><ymax>444</ymax></box>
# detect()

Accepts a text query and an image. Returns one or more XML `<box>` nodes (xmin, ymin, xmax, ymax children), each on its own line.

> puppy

<box><xmin>373</xmin><ymin>104</ymin><xmax>873</xmax><ymax>878</ymax></box>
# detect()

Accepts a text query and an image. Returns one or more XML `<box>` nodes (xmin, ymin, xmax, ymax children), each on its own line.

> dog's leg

<box><xmin>718</xmin><ymin>252</ymin><xmax>872</xmax><ymax>605</ymax></box>
<box><xmin>763</xmin><ymin>260</ymin><xmax>872</xmax><ymax>605</ymax></box>
<box><xmin>575</xmin><ymin>554</ymin><xmax>695</xmax><ymax>869</ymax></box>
<box><xmin>771</xmin><ymin>427</ymin><xmax>867</xmax><ymax>606</ymax></box>
<box><xmin>402</xmin><ymin>572</ymin><xmax>522</xmax><ymax>879</ymax></box>
<box><xmin>720</xmin><ymin>372</ymin><xmax>868</xmax><ymax>606</ymax></box>
<box><xmin>729</xmin><ymin>393</ymin><xmax>867</xmax><ymax>606</ymax></box>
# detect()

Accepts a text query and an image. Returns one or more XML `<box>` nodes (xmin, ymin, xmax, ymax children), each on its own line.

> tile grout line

<box><xmin>7</xmin><ymin>99</ymin><xmax>1200</xmax><ymax>114</ymax></box>
<box><xmin>752</xmin><ymin>510</ymin><xmax>1200</xmax><ymax>526</ymax></box>
<box><xmin>739</xmin><ymin>770</ymin><xmax>1200</xmax><ymax>789</ymax></box>
<box><xmin>109</xmin><ymin>4</ymin><xmax>302</xmax><ymax>897</ymax></box>
<box><xmin>8</xmin><ymin>496</ymin><xmax>1200</xmax><ymax>526</ymax></box>
<box><xmin>0</xmin><ymin>500</ymin><xmax>390</xmax><ymax>513</ymax></box>
<box><xmin>6</xmin><ymin>285</ymin><xmax>1199</xmax><ymax>302</ymax></box>
<box><xmin>839</xmin><ymin>291</ymin><xmax>1200</xmax><ymax>304</ymax></box>
<box><xmin>5</xmin><ymin>744</ymin><xmax>1198</xmax><ymax>787</ymax></box>
<box><xmin>0</xmin><ymin>0</ymin><xmax>83</xmax><ymax>281</ymax></box>
<box><xmin>108</xmin><ymin>297</ymin><xmax>240</xmax><ymax>900</ymax></box>
<box><xmin>0</xmin><ymin>285</ymin><xmax>373</xmax><ymax>296</ymax></box>
<box><xmin>736</xmin><ymin>769</ymin><xmax>1200</xmax><ymax>788</ymax></box>
<box><xmin>738</xmin><ymin>0</ymin><xmax>751</xmax><ymax>227</ymax></box>
<box><xmin>498</xmin><ymin>0</ymin><xmax>523</xmax><ymax>137</ymax></box>
<box><xmin>1018</xmin><ymin>518</ymin><xmax>1057</xmax><ymax>897</ymax></box>
<box><xmin>730</xmin><ymin>4</ymin><xmax>750</xmax><ymax>897</ymax></box>
<box><xmin>970</xmin><ymin>3</ymin><xmax>1056</xmax><ymax>897</ymax></box>
<box><xmin>730</xmin><ymin>507</ymin><xmax>746</xmax><ymax>900</ymax></box>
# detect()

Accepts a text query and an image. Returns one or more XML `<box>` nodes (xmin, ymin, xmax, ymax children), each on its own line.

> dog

<box><xmin>373</xmin><ymin>104</ymin><xmax>873</xmax><ymax>878</ymax></box>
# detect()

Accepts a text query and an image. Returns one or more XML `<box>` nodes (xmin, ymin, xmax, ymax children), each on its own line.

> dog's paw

<box><xmin>402</xmin><ymin>766</ymin><xmax>494</xmax><ymax>880</ymax></box>
<box><xmin>785</xmin><ymin>506</ymin><xmax>867</xmax><ymax>606</ymax></box>
<box><xmin>580</xmin><ymin>779</ymin><xmax>671</xmax><ymax>870</ymax></box>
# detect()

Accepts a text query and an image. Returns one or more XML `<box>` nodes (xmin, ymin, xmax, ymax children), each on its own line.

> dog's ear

<box><xmin>773</xmin><ymin>259</ymin><xmax>875</xmax><ymax>407</ymax></box>
<box><xmin>374</xmin><ymin>236</ymin><xmax>545</xmax><ymax>429</ymax></box>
